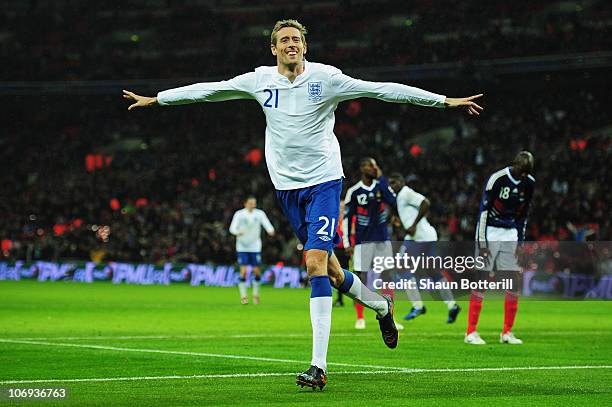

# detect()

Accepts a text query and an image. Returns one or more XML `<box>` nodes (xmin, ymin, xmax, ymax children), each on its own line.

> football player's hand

<box><xmin>406</xmin><ymin>224</ymin><xmax>417</xmax><ymax>236</ymax></box>
<box><xmin>346</xmin><ymin>246</ymin><xmax>354</xmax><ymax>258</ymax></box>
<box><xmin>268</xmin><ymin>230</ymin><xmax>275</xmax><ymax>237</ymax></box>
<box><xmin>515</xmin><ymin>244</ymin><xmax>528</xmax><ymax>269</ymax></box>
<box><xmin>479</xmin><ymin>247</ymin><xmax>491</xmax><ymax>266</ymax></box>
<box><xmin>123</xmin><ymin>90</ymin><xmax>158</xmax><ymax>110</ymax></box>
<box><xmin>444</xmin><ymin>94</ymin><xmax>483</xmax><ymax>116</ymax></box>
<box><xmin>373</xmin><ymin>163</ymin><xmax>383</xmax><ymax>178</ymax></box>
<box><xmin>391</xmin><ymin>216</ymin><xmax>402</xmax><ymax>228</ymax></box>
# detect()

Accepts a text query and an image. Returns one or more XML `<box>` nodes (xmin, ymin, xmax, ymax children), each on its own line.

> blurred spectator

<box><xmin>0</xmin><ymin>1</ymin><xmax>610</xmax><ymax>265</ymax></box>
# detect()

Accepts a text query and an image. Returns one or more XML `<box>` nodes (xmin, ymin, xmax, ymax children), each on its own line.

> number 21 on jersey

<box><xmin>263</xmin><ymin>89</ymin><xmax>279</xmax><ymax>108</ymax></box>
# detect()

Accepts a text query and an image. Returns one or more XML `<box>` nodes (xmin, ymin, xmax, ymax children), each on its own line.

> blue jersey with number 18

<box><xmin>476</xmin><ymin>167</ymin><xmax>535</xmax><ymax>242</ymax></box>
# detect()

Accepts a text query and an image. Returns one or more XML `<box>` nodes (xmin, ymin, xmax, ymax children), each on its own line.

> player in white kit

<box><xmin>229</xmin><ymin>196</ymin><xmax>275</xmax><ymax>305</ymax></box>
<box><xmin>388</xmin><ymin>174</ymin><xmax>461</xmax><ymax>324</ymax></box>
<box><xmin>123</xmin><ymin>19</ymin><xmax>483</xmax><ymax>390</ymax></box>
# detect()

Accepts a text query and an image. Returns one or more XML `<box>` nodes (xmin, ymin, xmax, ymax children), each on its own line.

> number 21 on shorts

<box><xmin>317</xmin><ymin>216</ymin><xmax>336</xmax><ymax>241</ymax></box>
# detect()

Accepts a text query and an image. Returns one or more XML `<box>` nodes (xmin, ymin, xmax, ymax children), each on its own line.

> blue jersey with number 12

<box><xmin>342</xmin><ymin>176</ymin><xmax>396</xmax><ymax>246</ymax></box>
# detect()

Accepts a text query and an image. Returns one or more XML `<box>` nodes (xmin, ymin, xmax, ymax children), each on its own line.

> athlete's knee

<box><xmin>328</xmin><ymin>270</ymin><xmax>343</xmax><ymax>288</ymax></box>
<box><xmin>326</xmin><ymin>255</ymin><xmax>344</xmax><ymax>288</ymax></box>
<box><xmin>305</xmin><ymin>249</ymin><xmax>329</xmax><ymax>277</ymax></box>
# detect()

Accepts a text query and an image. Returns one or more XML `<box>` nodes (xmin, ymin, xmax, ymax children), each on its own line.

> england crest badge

<box><xmin>307</xmin><ymin>81</ymin><xmax>323</xmax><ymax>102</ymax></box>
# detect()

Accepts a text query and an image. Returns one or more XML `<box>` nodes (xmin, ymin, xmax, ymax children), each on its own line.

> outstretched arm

<box><xmin>443</xmin><ymin>94</ymin><xmax>484</xmax><ymax>116</ymax></box>
<box><xmin>123</xmin><ymin>72</ymin><xmax>256</xmax><ymax>110</ymax></box>
<box><xmin>123</xmin><ymin>90</ymin><xmax>158</xmax><ymax>111</ymax></box>
<box><xmin>331</xmin><ymin>72</ymin><xmax>483</xmax><ymax>116</ymax></box>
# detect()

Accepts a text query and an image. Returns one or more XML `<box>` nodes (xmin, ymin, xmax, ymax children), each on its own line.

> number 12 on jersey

<box><xmin>263</xmin><ymin>89</ymin><xmax>279</xmax><ymax>108</ymax></box>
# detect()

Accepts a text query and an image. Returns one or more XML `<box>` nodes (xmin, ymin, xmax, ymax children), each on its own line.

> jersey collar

<box><xmin>506</xmin><ymin>167</ymin><xmax>520</xmax><ymax>185</ymax></box>
<box><xmin>359</xmin><ymin>179</ymin><xmax>379</xmax><ymax>191</ymax></box>
<box><xmin>276</xmin><ymin>59</ymin><xmax>309</xmax><ymax>85</ymax></box>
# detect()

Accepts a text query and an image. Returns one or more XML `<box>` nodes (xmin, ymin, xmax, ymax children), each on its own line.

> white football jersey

<box><xmin>228</xmin><ymin>208</ymin><xmax>275</xmax><ymax>252</ymax></box>
<box><xmin>396</xmin><ymin>186</ymin><xmax>437</xmax><ymax>242</ymax></box>
<box><xmin>157</xmin><ymin>61</ymin><xmax>446</xmax><ymax>190</ymax></box>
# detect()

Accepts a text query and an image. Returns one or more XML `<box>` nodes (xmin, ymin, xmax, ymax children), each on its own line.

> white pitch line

<box><xmin>1</xmin><ymin>333</ymin><xmax>375</xmax><ymax>341</ymax></box>
<box><xmin>4</xmin><ymin>330</ymin><xmax>611</xmax><ymax>341</ymax></box>
<box><xmin>0</xmin><ymin>372</ymin><xmax>298</xmax><ymax>384</ymax></box>
<box><xmin>1</xmin><ymin>365</ymin><xmax>611</xmax><ymax>385</ymax></box>
<box><xmin>0</xmin><ymin>338</ymin><xmax>405</xmax><ymax>371</ymax></box>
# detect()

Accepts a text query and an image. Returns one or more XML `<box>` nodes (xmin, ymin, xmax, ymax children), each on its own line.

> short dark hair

<box><xmin>244</xmin><ymin>195</ymin><xmax>257</xmax><ymax>202</ymax></box>
<box><xmin>513</xmin><ymin>151</ymin><xmax>534</xmax><ymax>173</ymax></box>
<box><xmin>388</xmin><ymin>173</ymin><xmax>405</xmax><ymax>182</ymax></box>
<box><xmin>359</xmin><ymin>157</ymin><xmax>375</xmax><ymax>167</ymax></box>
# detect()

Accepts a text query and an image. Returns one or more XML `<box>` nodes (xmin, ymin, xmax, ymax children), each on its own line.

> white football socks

<box><xmin>405</xmin><ymin>275</ymin><xmax>424</xmax><ymax>310</ymax></box>
<box><xmin>310</xmin><ymin>296</ymin><xmax>332</xmax><ymax>371</ymax></box>
<box><xmin>342</xmin><ymin>271</ymin><xmax>388</xmax><ymax>317</ymax></box>
<box><xmin>438</xmin><ymin>277</ymin><xmax>456</xmax><ymax>308</ymax></box>
<box><xmin>238</xmin><ymin>281</ymin><xmax>247</xmax><ymax>298</ymax></box>
<box><xmin>252</xmin><ymin>280</ymin><xmax>260</xmax><ymax>297</ymax></box>
<box><xmin>309</xmin><ymin>275</ymin><xmax>333</xmax><ymax>371</ymax></box>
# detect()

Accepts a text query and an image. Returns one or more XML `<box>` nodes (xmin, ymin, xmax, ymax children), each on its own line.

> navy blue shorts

<box><xmin>237</xmin><ymin>252</ymin><xmax>262</xmax><ymax>266</ymax></box>
<box><xmin>275</xmin><ymin>179</ymin><xmax>342</xmax><ymax>253</ymax></box>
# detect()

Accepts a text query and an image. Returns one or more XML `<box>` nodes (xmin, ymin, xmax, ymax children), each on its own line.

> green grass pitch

<box><xmin>0</xmin><ymin>280</ymin><xmax>611</xmax><ymax>406</ymax></box>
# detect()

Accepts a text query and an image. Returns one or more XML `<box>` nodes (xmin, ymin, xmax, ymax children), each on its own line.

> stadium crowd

<box><xmin>2</xmin><ymin>74</ymin><xmax>609</xmax><ymax>265</ymax></box>
<box><xmin>1</xmin><ymin>1</ymin><xmax>610</xmax><ymax>266</ymax></box>
<box><xmin>2</xmin><ymin>0</ymin><xmax>612</xmax><ymax>81</ymax></box>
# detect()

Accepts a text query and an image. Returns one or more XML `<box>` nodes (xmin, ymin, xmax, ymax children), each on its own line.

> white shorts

<box><xmin>404</xmin><ymin>227</ymin><xmax>438</xmax><ymax>243</ymax></box>
<box><xmin>481</xmin><ymin>226</ymin><xmax>520</xmax><ymax>272</ymax></box>
<box><xmin>353</xmin><ymin>242</ymin><xmax>394</xmax><ymax>272</ymax></box>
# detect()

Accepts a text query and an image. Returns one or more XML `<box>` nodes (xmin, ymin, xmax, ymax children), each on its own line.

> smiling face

<box><xmin>271</xmin><ymin>26</ymin><xmax>307</xmax><ymax>67</ymax></box>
